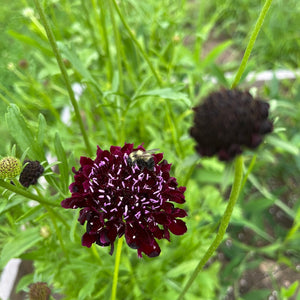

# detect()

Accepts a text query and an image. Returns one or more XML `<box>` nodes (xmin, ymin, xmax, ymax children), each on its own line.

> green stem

<box><xmin>97</xmin><ymin>0</ymin><xmax>113</xmax><ymax>82</ymax></box>
<box><xmin>108</xmin><ymin>0</ymin><xmax>124</xmax><ymax>93</ymax></box>
<box><xmin>80</xmin><ymin>0</ymin><xmax>103</xmax><ymax>65</ymax></box>
<box><xmin>177</xmin><ymin>156</ymin><xmax>244</xmax><ymax>300</ymax></box>
<box><xmin>231</xmin><ymin>0</ymin><xmax>273</xmax><ymax>88</ymax></box>
<box><xmin>32</xmin><ymin>0</ymin><xmax>93</xmax><ymax>156</ymax></box>
<box><xmin>111</xmin><ymin>236</ymin><xmax>124</xmax><ymax>300</ymax></box>
<box><xmin>0</xmin><ymin>179</ymin><xmax>60</xmax><ymax>207</ymax></box>
<box><xmin>111</xmin><ymin>0</ymin><xmax>163</xmax><ymax>87</ymax></box>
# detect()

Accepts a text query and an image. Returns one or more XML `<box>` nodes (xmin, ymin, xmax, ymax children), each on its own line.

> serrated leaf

<box><xmin>0</xmin><ymin>227</ymin><xmax>43</xmax><ymax>268</ymax></box>
<box><xmin>55</xmin><ymin>133</ymin><xmax>69</xmax><ymax>194</ymax></box>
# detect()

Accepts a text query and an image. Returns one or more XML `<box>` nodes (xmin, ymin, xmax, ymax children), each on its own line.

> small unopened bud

<box><xmin>40</xmin><ymin>226</ymin><xmax>51</xmax><ymax>239</ymax></box>
<box><xmin>0</xmin><ymin>157</ymin><xmax>22</xmax><ymax>179</ymax></box>
<box><xmin>172</xmin><ymin>35</ymin><xmax>180</xmax><ymax>43</ymax></box>
<box><xmin>28</xmin><ymin>282</ymin><xmax>51</xmax><ymax>300</ymax></box>
<box><xmin>19</xmin><ymin>160</ymin><xmax>44</xmax><ymax>188</ymax></box>
<box><xmin>18</xmin><ymin>59</ymin><xmax>29</xmax><ymax>69</ymax></box>
<box><xmin>63</xmin><ymin>58</ymin><xmax>71</xmax><ymax>68</ymax></box>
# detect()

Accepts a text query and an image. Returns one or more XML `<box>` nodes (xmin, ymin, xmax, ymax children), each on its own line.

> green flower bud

<box><xmin>29</xmin><ymin>282</ymin><xmax>51</xmax><ymax>300</ymax></box>
<box><xmin>0</xmin><ymin>157</ymin><xmax>22</xmax><ymax>179</ymax></box>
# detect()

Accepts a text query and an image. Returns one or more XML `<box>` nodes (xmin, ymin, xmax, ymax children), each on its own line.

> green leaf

<box><xmin>243</xmin><ymin>289</ymin><xmax>271</xmax><ymax>300</ymax></box>
<box><xmin>166</xmin><ymin>260</ymin><xmax>199</xmax><ymax>278</ymax></box>
<box><xmin>134</xmin><ymin>87</ymin><xmax>191</xmax><ymax>106</ymax></box>
<box><xmin>15</xmin><ymin>205</ymin><xmax>42</xmax><ymax>223</ymax></box>
<box><xmin>5</xmin><ymin>104</ymin><xmax>44</xmax><ymax>161</ymax></box>
<box><xmin>57</xmin><ymin>42</ymin><xmax>101</xmax><ymax>94</ymax></box>
<box><xmin>200</xmin><ymin>40</ymin><xmax>233</xmax><ymax>69</ymax></box>
<box><xmin>16</xmin><ymin>273</ymin><xmax>34</xmax><ymax>293</ymax></box>
<box><xmin>37</xmin><ymin>114</ymin><xmax>47</xmax><ymax>148</ymax></box>
<box><xmin>0</xmin><ymin>227</ymin><xmax>43</xmax><ymax>268</ymax></box>
<box><xmin>54</xmin><ymin>133</ymin><xmax>70</xmax><ymax>194</ymax></box>
<box><xmin>281</xmin><ymin>281</ymin><xmax>299</xmax><ymax>298</ymax></box>
<box><xmin>267</xmin><ymin>135</ymin><xmax>299</xmax><ymax>155</ymax></box>
<box><xmin>8</xmin><ymin>30</ymin><xmax>52</xmax><ymax>56</ymax></box>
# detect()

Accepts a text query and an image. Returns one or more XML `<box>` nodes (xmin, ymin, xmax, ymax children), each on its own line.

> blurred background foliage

<box><xmin>0</xmin><ymin>0</ymin><xmax>299</xmax><ymax>299</ymax></box>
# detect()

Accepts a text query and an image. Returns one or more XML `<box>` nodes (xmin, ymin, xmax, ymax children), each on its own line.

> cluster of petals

<box><xmin>61</xmin><ymin>143</ymin><xmax>187</xmax><ymax>258</ymax></box>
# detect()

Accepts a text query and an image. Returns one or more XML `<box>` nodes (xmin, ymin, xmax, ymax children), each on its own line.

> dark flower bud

<box><xmin>190</xmin><ymin>89</ymin><xmax>273</xmax><ymax>161</ymax></box>
<box><xmin>19</xmin><ymin>160</ymin><xmax>44</xmax><ymax>188</ymax></box>
<box><xmin>28</xmin><ymin>282</ymin><xmax>51</xmax><ymax>300</ymax></box>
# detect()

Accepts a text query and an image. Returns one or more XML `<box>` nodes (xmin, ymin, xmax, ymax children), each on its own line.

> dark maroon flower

<box><xmin>61</xmin><ymin>143</ymin><xmax>187</xmax><ymax>258</ymax></box>
<box><xmin>190</xmin><ymin>89</ymin><xmax>273</xmax><ymax>161</ymax></box>
<box><xmin>19</xmin><ymin>160</ymin><xmax>44</xmax><ymax>188</ymax></box>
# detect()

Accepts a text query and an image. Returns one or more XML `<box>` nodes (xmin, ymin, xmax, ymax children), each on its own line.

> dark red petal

<box><xmin>80</xmin><ymin>156</ymin><xmax>94</xmax><ymax>167</ymax></box>
<box><xmin>82</xmin><ymin>232</ymin><xmax>97</xmax><ymax>247</ymax></box>
<box><xmin>61</xmin><ymin>195</ymin><xmax>86</xmax><ymax>209</ymax></box>
<box><xmin>168</xmin><ymin>219</ymin><xmax>187</xmax><ymax>235</ymax></box>
<box><xmin>153</xmin><ymin>153</ymin><xmax>163</xmax><ymax>163</ymax></box>
<box><xmin>137</xmin><ymin>238</ymin><xmax>161</xmax><ymax>258</ymax></box>
<box><xmin>121</xmin><ymin>143</ymin><xmax>134</xmax><ymax>154</ymax></box>
<box><xmin>125</xmin><ymin>223</ymin><xmax>138</xmax><ymax>249</ymax></box>
<box><xmin>97</xmin><ymin>229</ymin><xmax>111</xmax><ymax>246</ymax></box>
<box><xmin>110</xmin><ymin>145</ymin><xmax>122</xmax><ymax>155</ymax></box>
<box><xmin>172</xmin><ymin>208</ymin><xmax>188</xmax><ymax>218</ymax></box>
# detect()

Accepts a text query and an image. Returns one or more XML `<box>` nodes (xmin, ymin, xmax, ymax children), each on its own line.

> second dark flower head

<box><xmin>190</xmin><ymin>89</ymin><xmax>273</xmax><ymax>161</ymax></box>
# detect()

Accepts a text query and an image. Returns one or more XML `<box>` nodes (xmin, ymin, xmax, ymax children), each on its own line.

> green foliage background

<box><xmin>0</xmin><ymin>0</ymin><xmax>299</xmax><ymax>299</ymax></box>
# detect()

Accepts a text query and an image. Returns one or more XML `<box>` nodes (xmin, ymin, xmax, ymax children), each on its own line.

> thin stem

<box><xmin>231</xmin><ymin>0</ymin><xmax>273</xmax><ymax>88</ymax></box>
<box><xmin>80</xmin><ymin>0</ymin><xmax>103</xmax><ymax>65</ymax></box>
<box><xmin>0</xmin><ymin>179</ymin><xmax>60</xmax><ymax>207</ymax></box>
<box><xmin>32</xmin><ymin>0</ymin><xmax>93</xmax><ymax>156</ymax></box>
<box><xmin>108</xmin><ymin>0</ymin><xmax>124</xmax><ymax>93</ymax></box>
<box><xmin>97</xmin><ymin>0</ymin><xmax>113</xmax><ymax>82</ymax></box>
<box><xmin>111</xmin><ymin>236</ymin><xmax>124</xmax><ymax>300</ymax></box>
<box><xmin>177</xmin><ymin>156</ymin><xmax>244</xmax><ymax>300</ymax></box>
<box><xmin>111</xmin><ymin>0</ymin><xmax>163</xmax><ymax>87</ymax></box>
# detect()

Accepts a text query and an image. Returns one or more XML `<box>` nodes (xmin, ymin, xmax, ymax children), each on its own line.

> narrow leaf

<box><xmin>54</xmin><ymin>132</ymin><xmax>69</xmax><ymax>194</ymax></box>
<box><xmin>0</xmin><ymin>227</ymin><xmax>43</xmax><ymax>268</ymax></box>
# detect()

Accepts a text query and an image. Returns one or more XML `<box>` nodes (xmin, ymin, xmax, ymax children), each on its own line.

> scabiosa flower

<box><xmin>19</xmin><ymin>160</ymin><xmax>44</xmax><ymax>188</ymax></box>
<box><xmin>190</xmin><ymin>89</ymin><xmax>273</xmax><ymax>161</ymax></box>
<box><xmin>0</xmin><ymin>156</ymin><xmax>22</xmax><ymax>179</ymax></box>
<box><xmin>61</xmin><ymin>143</ymin><xmax>187</xmax><ymax>258</ymax></box>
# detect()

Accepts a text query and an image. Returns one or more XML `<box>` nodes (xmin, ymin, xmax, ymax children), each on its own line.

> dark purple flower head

<box><xmin>61</xmin><ymin>143</ymin><xmax>187</xmax><ymax>258</ymax></box>
<box><xmin>19</xmin><ymin>160</ymin><xmax>44</xmax><ymax>188</ymax></box>
<box><xmin>190</xmin><ymin>89</ymin><xmax>273</xmax><ymax>161</ymax></box>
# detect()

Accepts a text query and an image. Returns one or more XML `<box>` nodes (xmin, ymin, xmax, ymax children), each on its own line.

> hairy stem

<box><xmin>231</xmin><ymin>0</ymin><xmax>273</xmax><ymax>88</ymax></box>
